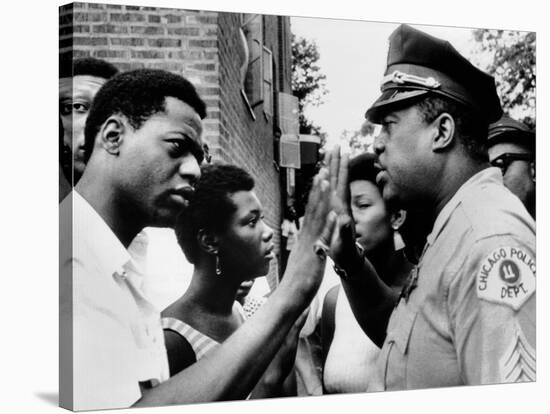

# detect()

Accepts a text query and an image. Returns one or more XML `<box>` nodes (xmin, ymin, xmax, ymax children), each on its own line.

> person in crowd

<box><xmin>488</xmin><ymin>115</ymin><xmax>536</xmax><ymax>218</ymax></box>
<box><xmin>325</xmin><ymin>24</ymin><xmax>535</xmax><ymax>391</ymax></box>
<box><xmin>60</xmin><ymin>68</ymin><xmax>336</xmax><ymax>410</ymax></box>
<box><xmin>163</xmin><ymin>164</ymin><xmax>300</xmax><ymax>398</ymax></box>
<box><xmin>59</xmin><ymin>57</ymin><xmax>118</xmax><ymax>195</ymax></box>
<box><xmin>58</xmin><ymin>57</ymin><xmax>197</xmax><ymax>312</ymax></box>
<box><xmin>319</xmin><ymin>152</ymin><xmax>412</xmax><ymax>394</ymax></box>
<box><xmin>281</xmin><ymin>205</ymin><xmax>300</xmax><ymax>272</ymax></box>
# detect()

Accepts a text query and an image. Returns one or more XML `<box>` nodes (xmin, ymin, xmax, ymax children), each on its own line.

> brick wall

<box><xmin>60</xmin><ymin>2</ymin><xmax>292</xmax><ymax>287</ymax></box>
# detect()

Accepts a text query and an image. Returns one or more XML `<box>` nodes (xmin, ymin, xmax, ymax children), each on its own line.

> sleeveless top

<box><xmin>161</xmin><ymin>302</ymin><xmax>248</xmax><ymax>360</ymax></box>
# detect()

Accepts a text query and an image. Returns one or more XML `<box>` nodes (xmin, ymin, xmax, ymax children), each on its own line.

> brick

<box><xmin>203</xmin><ymin>75</ymin><xmax>219</xmax><ymax>84</ymax></box>
<box><xmin>203</xmin><ymin>51</ymin><xmax>218</xmax><ymax>60</ymax></box>
<box><xmin>131</xmin><ymin>26</ymin><xmax>164</xmax><ymax>35</ymax></box>
<box><xmin>197</xmin><ymin>86</ymin><xmax>221</xmax><ymax>96</ymax></box>
<box><xmin>74</xmin><ymin>12</ymin><xmax>106</xmax><ymax>22</ymax></box>
<box><xmin>207</xmin><ymin>110</ymin><xmax>221</xmax><ymax>119</ymax></box>
<box><xmin>59</xmin><ymin>4</ymin><xmax>73</xmax><ymax>13</ymax></box>
<box><xmin>73</xmin><ymin>25</ymin><xmax>90</xmax><ymax>33</ymax></box>
<box><xmin>117</xmin><ymin>62</ymin><xmax>145</xmax><ymax>72</ymax></box>
<box><xmin>147</xmin><ymin>38</ymin><xmax>182</xmax><ymax>48</ymax></box>
<box><xmin>193</xmin><ymin>63</ymin><xmax>216</xmax><ymax>71</ymax></box>
<box><xmin>166</xmin><ymin>51</ymin><xmax>186</xmax><ymax>60</ymax></box>
<box><xmin>73</xmin><ymin>36</ymin><xmax>108</xmax><ymax>46</ymax></box>
<box><xmin>197</xmin><ymin>15</ymin><xmax>217</xmax><ymax>24</ymax></box>
<box><xmin>93</xmin><ymin>49</ymin><xmax>128</xmax><ymax>59</ymax></box>
<box><xmin>106</xmin><ymin>4</ymin><xmax>122</xmax><ymax>9</ymax></box>
<box><xmin>110</xmin><ymin>37</ymin><xmax>145</xmax><ymax>47</ymax></box>
<box><xmin>88</xmin><ymin>3</ymin><xmax>105</xmax><ymax>9</ymax></box>
<box><xmin>167</xmin><ymin>27</ymin><xmax>199</xmax><ymax>36</ymax></box>
<box><xmin>130</xmin><ymin>50</ymin><xmax>165</xmax><ymax>59</ymax></box>
<box><xmin>59</xmin><ymin>13</ymin><xmax>73</xmax><ymax>26</ymax></box>
<box><xmin>189</xmin><ymin>39</ymin><xmax>217</xmax><ymax>48</ymax></box>
<box><xmin>145</xmin><ymin>62</ymin><xmax>183</xmax><ymax>72</ymax></box>
<box><xmin>126</xmin><ymin>6</ymin><xmax>141</xmax><ymax>11</ymax></box>
<box><xmin>72</xmin><ymin>50</ymin><xmax>91</xmax><ymax>58</ymax></box>
<box><xmin>110</xmin><ymin>13</ymin><xmax>145</xmax><ymax>22</ymax></box>
<box><xmin>59</xmin><ymin>26</ymin><xmax>73</xmax><ymax>36</ymax></box>
<box><xmin>162</xmin><ymin>14</ymin><xmax>182</xmax><ymax>23</ymax></box>
<box><xmin>59</xmin><ymin>38</ymin><xmax>73</xmax><ymax>49</ymax></box>
<box><xmin>93</xmin><ymin>24</ymin><xmax>128</xmax><ymax>34</ymax></box>
<box><xmin>148</xmin><ymin>15</ymin><xmax>161</xmax><ymax>23</ymax></box>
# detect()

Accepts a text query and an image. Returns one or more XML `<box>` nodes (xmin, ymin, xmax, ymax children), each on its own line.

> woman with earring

<box><xmin>162</xmin><ymin>164</ymin><xmax>301</xmax><ymax>399</ymax></box>
<box><xmin>299</xmin><ymin>152</ymin><xmax>415</xmax><ymax>394</ymax></box>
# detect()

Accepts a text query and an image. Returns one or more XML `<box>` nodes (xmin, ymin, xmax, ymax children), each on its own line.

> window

<box><xmin>263</xmin><ymin>47</ymin><xmax>273</xmax><ymax>117</ymax></box>
<box><xmin>240</xmin><ymin>14</ymin><xmax>275</xmax><ymax>119</ymax></box>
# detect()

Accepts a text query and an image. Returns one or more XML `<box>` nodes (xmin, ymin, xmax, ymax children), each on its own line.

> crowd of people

<box><xmin>59</xmin><ymin>23</ymin><xmax>536</xmax><ymax>411</ymax></box>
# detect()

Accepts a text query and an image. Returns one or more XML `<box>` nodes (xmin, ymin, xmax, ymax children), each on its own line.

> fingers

<box><xmin>336</xmin><ymin>213</ymin><xmax>356</xmax><ymax>250</ymax></box>
<box><xmin>318</xmin><ymin>210</ymin><xmax>337</xmax><ymax>247</ymax></box>
<box><xmin>302</xmin><ymin>169</ymin><xmax>330</xmax><ymax>237</ymax></box>
<box><xmin>335</xmin><ymin>152</ymin><xmax>350</xmax><ymax>211</ymax></box>
<box><xmin>328</xmin><ymin>146</ymin><xmax>340</xmax><ymax>192</ymax></box>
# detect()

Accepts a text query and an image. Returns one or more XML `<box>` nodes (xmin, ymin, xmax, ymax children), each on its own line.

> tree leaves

<box><xmin>472</xmin><ymin>29</ymin><xmax>536</xmax><ymax>129</ymax></box>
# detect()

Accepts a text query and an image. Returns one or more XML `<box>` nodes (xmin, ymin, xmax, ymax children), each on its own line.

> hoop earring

<box><xmin>215</xmin><ymin>252</ymin><xmax>222</xmax><ymax>276</ymax></box>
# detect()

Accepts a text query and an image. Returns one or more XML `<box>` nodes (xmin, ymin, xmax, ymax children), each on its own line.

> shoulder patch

<box><xmin>477</xmin><ymin>246</ymin><xmax>535</xmax><ymax>310</ymax></box>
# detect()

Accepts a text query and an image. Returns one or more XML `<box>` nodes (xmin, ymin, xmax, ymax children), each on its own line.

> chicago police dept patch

<box><xmin>477</xmin><ymin>247</ymin><xmax>535</xmax><ymax>310</ymax></box>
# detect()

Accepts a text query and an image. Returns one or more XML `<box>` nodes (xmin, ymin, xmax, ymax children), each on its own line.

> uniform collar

<box><xmin>425</xmin><ymin>167</ymin><xmax>503</xmax><ymax>249</ymax></box>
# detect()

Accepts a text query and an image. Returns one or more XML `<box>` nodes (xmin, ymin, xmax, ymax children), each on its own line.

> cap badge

<box><xmin>382</xmin><ymin>70</ymin><xmax>441</xmax><ymax>89</ymax></box>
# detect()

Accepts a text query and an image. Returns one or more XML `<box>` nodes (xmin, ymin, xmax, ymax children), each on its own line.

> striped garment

<box><xmin>161</xmin><ymin>317</ymin><xmax>219</xmax><ymax>360</ymax></box>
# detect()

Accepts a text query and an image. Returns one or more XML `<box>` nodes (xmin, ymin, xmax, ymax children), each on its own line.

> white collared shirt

<box><xmin>60</xmin><ymin>192</ymin><xmax>169</xmax><ymax>411</ymax></box>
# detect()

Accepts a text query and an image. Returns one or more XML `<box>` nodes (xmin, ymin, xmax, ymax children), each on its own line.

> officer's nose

<box><xmin>373</xmin><ymin>134</ymin><xmax>385</xmax><ymax>155</ymax></box>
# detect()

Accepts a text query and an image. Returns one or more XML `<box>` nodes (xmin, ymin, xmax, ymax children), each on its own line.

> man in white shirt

<box><xmin>60</xmin><ymin>68</ymin><xmax>334</xmax><ymax>410</ymax></box>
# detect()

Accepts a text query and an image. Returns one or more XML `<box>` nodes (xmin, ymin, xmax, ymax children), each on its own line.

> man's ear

<box><xmin>431</xmin><ymin>112</ymin><xmax>455</xmax><ymax>152</ymax></box>
<box><xmin>99</xmin><ymin>116</ymin><xmax>125</xmax><ymax>156</ymax></box>
<box><xmin>530</xmin><ymin>161</ymin><xmax>536</xmax><ymax>183</ymax></box>
<box><xmin>197</xmin><ymin>229</ymin><xmax>219</xmax><ymax>256</ymax></box>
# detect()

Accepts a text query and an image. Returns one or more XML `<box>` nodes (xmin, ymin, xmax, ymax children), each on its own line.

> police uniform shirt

<box><xmin>367</xmin><ymin>167</ymin><xmax>536</xmax><ymax>391</ymax></box>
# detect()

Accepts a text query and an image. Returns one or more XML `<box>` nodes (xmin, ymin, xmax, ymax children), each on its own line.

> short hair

<box><xmin>175</xmin><ymin>164</ymin><xmax>255</xmax><ymax>264</ymax></box>
<box><xmin>348</xmin><ymin>152</ymin><xmax>379</xmax><ymax>184</ymax></box>
<box><xmin>59</xmin><ymin>57</ymin><xmax>119</xmax><ymax>79</ymax></box>
<box><xmin>84</xmin><ymin>69</ymin><xmax>207</xmax><ymax>162</ymax></box>
<box><xmin>415</xmin><ymin>95</ymin><xmax>489</xmax><ymax>162</ymax></box>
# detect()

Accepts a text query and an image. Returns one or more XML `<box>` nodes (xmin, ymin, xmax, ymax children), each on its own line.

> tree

<box><xmin>340</xmin><ymin>119</ymin><xmax>377</xmax><ymax>158</ymax></box>
<box><xmin>291</xmin><ymin>34</ymin><xmax>328</xmax><ymax>135</ymax></box>
<box><xmin>472</xmin><ymin>29</ymin><xmax>536</xmax><ymax>129</ymax></box>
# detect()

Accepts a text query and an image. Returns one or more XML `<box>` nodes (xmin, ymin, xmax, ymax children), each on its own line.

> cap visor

<box><xmin>365</xmin><ymin>89</ymin><xmax>429</xmax><ymax>123</ymax></box>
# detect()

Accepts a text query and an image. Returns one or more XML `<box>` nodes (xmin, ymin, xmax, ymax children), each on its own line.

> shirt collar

<box><xmin>73</xmin><ymin>191</ymin><xmax>132</xmax><ymax>278</ymax></box>
<box><xmin>425</xmin><ymin>167</ymin><xmax>503</xmax><ymax>249</ymax></box>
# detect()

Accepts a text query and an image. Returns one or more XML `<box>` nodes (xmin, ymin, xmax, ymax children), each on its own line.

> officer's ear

<box><xmin>390</xmin><ymin>209</ymin><xmax>407</xmax><ymax>231</ymax></box>
<box><xmin>99</xmin><ymin>115</ymin><xmax>125</xmax><ymax>156</ymax></box>
<box><xmin>431</xmin><ymin>112</ymin><xmax>455</xmax><ymax>152</ymax></box>
<box><xmin>530</xmin><ymin>161</ymin><xmax>536</xmax><ymax>183</ymax></box>
<box><xmin>197</xmin><ymin>228</ymin><xmax>220</xmax><ymax>256</ymax></box>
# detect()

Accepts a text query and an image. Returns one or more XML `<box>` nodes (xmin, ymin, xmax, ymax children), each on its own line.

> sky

<box><xmin>290</xmin><ymin>18</ymin><xmax>481</xmax><ymax>146</ymax></box>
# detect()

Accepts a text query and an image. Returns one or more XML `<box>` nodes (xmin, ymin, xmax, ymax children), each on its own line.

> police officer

<box><xmin>488</xmin><ymin>116</ymin><xmax>536</xmax><ymax>218</ymax></box>
<box><xmin>326</xmin><ymin>24</ymin><xmax>536</xmax><ymax>391</ymax></box>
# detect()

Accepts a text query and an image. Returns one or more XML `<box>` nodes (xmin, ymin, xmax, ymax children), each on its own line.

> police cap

<box><xmin>366</xmin><ymin>24</ymin><xmax>502</xmax><ymax>124</ymax></box>
<box><xmin>488</xmin><ymin>116</ymin><xmax>535</xmax><ymax>150</ymax></box>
